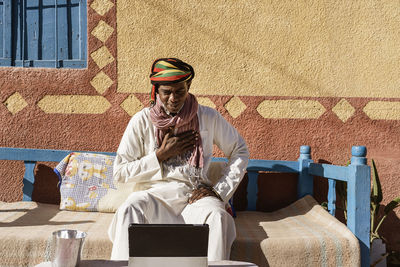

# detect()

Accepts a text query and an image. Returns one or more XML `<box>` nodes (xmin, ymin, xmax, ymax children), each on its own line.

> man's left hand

<box><xmin>188</xmin><ymin>186</ymin><xmax>219</xmax><ymax>204</ymax></box>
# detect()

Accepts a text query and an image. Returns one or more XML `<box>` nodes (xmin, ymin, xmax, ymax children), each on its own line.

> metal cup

<box><xmin>50</xmin><ymin>229</ymin><xmax>87</xmax><ymax>267</ymax></box>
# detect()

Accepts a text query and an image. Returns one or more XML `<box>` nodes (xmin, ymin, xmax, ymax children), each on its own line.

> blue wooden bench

<box><xmin>0</xmin><ymin>145</ymin><xmax>371</xmax><ymax>266</ymax></box>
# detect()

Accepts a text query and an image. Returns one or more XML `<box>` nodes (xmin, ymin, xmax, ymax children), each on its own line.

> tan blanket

<box><xmin>231</xmin><ymin>195</ymin><xmax>360</xmax><ymax>267</ymax></box>
<box><xmin>0</xmin><ymin>195</ymin><xmax>360</xmax><ymax>267</ymax></box>
<box><xmin>0</xmin><ymin>201</ymin><xmax>114</xmax><ymax>267</ymax></box>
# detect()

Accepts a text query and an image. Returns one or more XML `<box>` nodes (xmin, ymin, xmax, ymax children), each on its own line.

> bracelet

<box><xmin>197</xmin><ymin>184</ymin><xmax>223</xmax><ymax>202</ymax></box>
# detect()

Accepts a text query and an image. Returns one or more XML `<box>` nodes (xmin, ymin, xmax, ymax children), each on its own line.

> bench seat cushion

<box><xmin>0</xmin><ymin>201</ymin><xmax>114</xmax><ymax>267</ymax></box>
<box><xmin>231</xmin><ymin>195</ymin><xmax>360</xmax><ymax>267</ymax></box>
<box><xmin>0</xmin><ymin>195</ymin><xmax>360</xmax><ymax>267</ymax></box>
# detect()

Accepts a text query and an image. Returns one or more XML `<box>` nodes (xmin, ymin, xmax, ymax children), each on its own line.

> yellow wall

<box><xmin>117</xmin><ymin>0</ymin><xmax>400</xmax><ymax>99</ymax></box>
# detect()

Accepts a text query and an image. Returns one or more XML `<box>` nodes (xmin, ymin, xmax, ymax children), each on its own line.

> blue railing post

<box><xmin>246</xmin><ymin>171</ymin><xmax>259</xmax><ymax>211</ymax></box>
<box><xmin>22</xmin><ymin>161</ymin><xmax>36</xmax><ymax>201</ymax></box>
<box><xmin>327</xmin><ymin>179</ymin><xmax>336</xmax><ymax>216</ymax></box>
<box><xmin>347</xmin><ymin>146</ymin><xmax>370</xmax><ymax>267</ymax></box>
<box><xmin>297</xmin><ymin>145</ymin><xmax>313</xmax><ymax>198</ymax></box>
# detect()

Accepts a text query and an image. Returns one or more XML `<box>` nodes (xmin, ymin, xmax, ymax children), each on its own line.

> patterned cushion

<box><xmin>55</xmin><ymin>152</ymin><xmax>135</xmax><ymax>212</ymax></box>
<box><xmin>55</xmin><ymin>154</ymin><xmax>228</xmax><ymax>212</ymax></box>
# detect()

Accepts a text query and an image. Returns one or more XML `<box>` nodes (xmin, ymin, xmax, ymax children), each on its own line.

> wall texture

<box><xmin>1</xmin><ymin>0</ymin><xmax>399</xmax><ymax>252</ymax></box>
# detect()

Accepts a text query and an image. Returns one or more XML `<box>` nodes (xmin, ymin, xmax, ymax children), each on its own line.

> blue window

<box><xmin>0</xmin><ymin>0</ymin><xmax>87</xmax><ymax>69</ymax></box>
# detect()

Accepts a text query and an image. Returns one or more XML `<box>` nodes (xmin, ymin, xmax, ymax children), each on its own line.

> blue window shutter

<box><xmin>56</xmin><ymin>0</ymin><xmax>87</xmax><ymax>68</ymax></box>
<box><xmin>12</xmin><ymin>0</ymin><xmax>87</xmax><ymax>68</ymax></box>
<box><xmin>26</xmin><ymin>0</ymin><xmax>41</xmax><ymax>62</ymax></box>
<box><xmin>0</xmin><ymin>0</ymin><xmax>12</xmax><ymax>66</ymax></box>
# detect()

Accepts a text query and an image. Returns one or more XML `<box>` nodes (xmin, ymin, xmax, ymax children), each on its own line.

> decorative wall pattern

<box><xmin>2</xmin><ymin>0</ymin><xmax>400</xmax><ymax>122</ymax></box>
<box><xmin>37</xmin><ymin>95</ymin><xmax>111</xmax><ymax>114</ymax></box>
<box><xmin>363</xmin><ymin>101</ymin><xmax>400</xmax><ymax>120</ymax></box>
<box><xmin>4</xmin><ymin>92</ymin><xmax>400</xmax><ymax>122</ymax></box>
<box><xmin>90</xmin><ymin>0</ymin><xmax>114</xmax><ymax>16</ymax></box>
<box><xmin>3</xmin><ymin>92</ymin><xmax>28</xmax><ymax>115</ymax></box>
<box><xmin>331</xmin><ymin>99</ymin><xmax>355</xmax><ymax>123</ymax></box>
<box><xmin>257</xmin><ymin>100</ymin><xmax>325</xmax><ymax>120</ymax></box>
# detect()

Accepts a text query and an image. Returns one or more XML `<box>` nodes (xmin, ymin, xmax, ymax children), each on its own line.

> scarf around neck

<box><xmin>149</xmin><ymin>93</ymin><xmax>204</xmax><ymax>169</ymax></box>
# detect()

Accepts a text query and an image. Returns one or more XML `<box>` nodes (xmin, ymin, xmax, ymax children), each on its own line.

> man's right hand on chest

<box><xmin>156</xmin><ymin>130</ymin><xmax>199</xmax><ymax>163</ymax></box>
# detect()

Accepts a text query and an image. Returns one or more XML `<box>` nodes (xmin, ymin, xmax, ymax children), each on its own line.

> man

<box><xmin>108</xmin><ymin>58</ymin><xmax>249</xmax><ymax>261</ymax></box>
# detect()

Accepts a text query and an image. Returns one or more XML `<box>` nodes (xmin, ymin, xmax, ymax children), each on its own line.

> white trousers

<box><xmin>107</xmin><ymin>182</ymin><xmax>236</xmax><ymax>261</ymax></box>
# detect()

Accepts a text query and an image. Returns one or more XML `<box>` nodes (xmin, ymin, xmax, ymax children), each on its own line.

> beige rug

<box><xmin>0</xmin><ymin>195</ymin><xmax>360</xmax><ymax>267</ymax></box>
<box><xmin>231</xmin><ymin>195</ymin><xmax>360</xmax><ymax>267</ymax></box>
<box><xmin>0</xmin><ymin>201</ymin><xmax>114</xmax><ymax>267</ymax></box>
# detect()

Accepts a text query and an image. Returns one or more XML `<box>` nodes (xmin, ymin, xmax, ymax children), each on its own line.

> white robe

<box><xmin>108</xmin><ymin>105</ymin><xmax>249</xmax><ymax>260</ymax></box>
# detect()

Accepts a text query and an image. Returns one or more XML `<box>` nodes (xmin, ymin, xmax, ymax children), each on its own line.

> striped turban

<box><xmin>149</xmin><ymin>58</ymin><xmax>195</xmax><ymax>104</ymax></box>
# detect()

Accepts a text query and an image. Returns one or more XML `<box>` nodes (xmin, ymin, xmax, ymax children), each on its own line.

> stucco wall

<box><xmin>1</xmin><ymin>0</ymin><xmax>399</xmax><ymax>252</ymax></box>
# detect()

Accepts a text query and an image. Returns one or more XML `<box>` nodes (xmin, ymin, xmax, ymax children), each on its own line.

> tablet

<box><xmin>128</xmin><ymin>223</ymin><xmax>209</xmax><ymax>267</ymax></box>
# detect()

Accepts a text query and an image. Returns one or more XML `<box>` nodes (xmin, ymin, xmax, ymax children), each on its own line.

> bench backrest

<box><xmin>0</xmin><ymin>145</ymin><xmax>371</xmax><ymax>266</ymax></box>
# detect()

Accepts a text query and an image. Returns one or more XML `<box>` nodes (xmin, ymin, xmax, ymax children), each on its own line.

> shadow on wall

<box><xmin>382</xmin><ymin>211</ymin><xmax>400</xmax><ymax>266</ymax></box>
<box><xmin>32</xmin><ymin>163</ymin><xmax>60</xmax><ymax>205</ymax></box>
<box><xmin>233</xmin><ymin>171</ymin><xmax>328</xmax><ymax>212</ymax></box>
<box><xmin>144</xmin><ymin>0</ymin><xmax>329</xmax><ymax>96</ymax></box>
